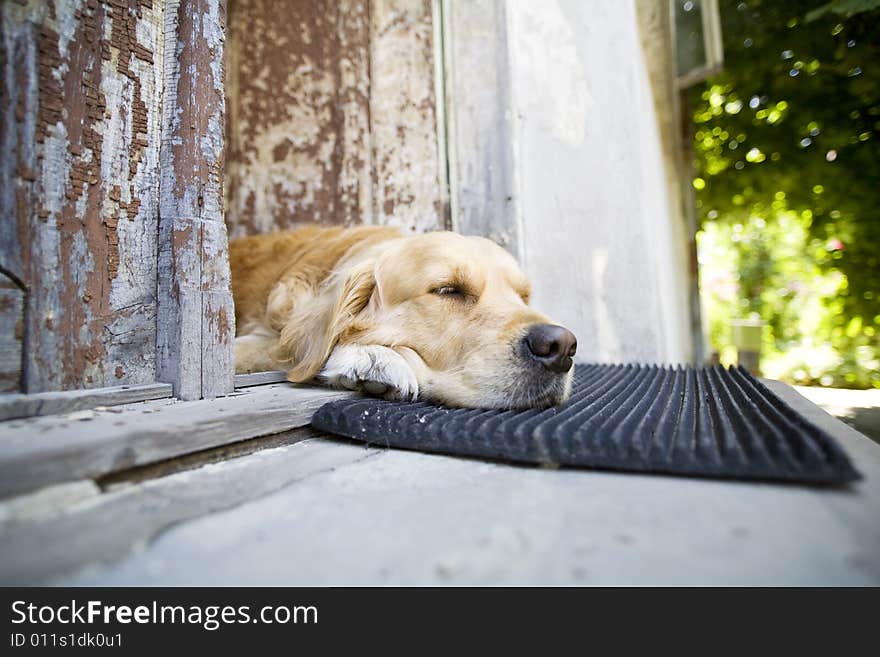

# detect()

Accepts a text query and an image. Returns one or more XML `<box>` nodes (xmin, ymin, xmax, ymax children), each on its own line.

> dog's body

<box><xmin>230</xmin><ymin>224</ymin><xmax>576</xmax><ymax>409</ymax></box>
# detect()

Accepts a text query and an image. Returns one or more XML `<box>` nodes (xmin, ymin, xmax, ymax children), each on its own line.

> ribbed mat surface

<box><xmin>311</xmin><ymin>364</ymin><xmax>861</xmax><ymax>485</ymax></box>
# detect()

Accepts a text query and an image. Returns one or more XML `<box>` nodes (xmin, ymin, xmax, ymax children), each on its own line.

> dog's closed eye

<box><xmin>431</xmin><ymin>284</ymin><xmax>478</xmax><ymax>304</ymax></box>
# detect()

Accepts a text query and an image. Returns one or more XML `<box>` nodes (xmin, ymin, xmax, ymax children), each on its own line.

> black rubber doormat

<box><xmin>311</xmin><ymin>364</ymin><xmax>861</xmax><ymax>485</ymax></box>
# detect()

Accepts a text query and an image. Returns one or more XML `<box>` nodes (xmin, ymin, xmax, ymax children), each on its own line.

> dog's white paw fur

<box><xmin>317</xmin><ymin>344</ymin><xmax>419</xmax><ymax>401</ymax></box>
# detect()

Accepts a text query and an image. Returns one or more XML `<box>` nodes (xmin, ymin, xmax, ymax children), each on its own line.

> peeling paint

<box><xmin>225</xmin><ymin>0</ymin><xmax>362</xmax><ymax>235</ymax></box>
<box><xmin>368</xmin><ymin>0</ymin><xmax>444</xmax><ymax>232</ymax></box>
<box><xmin>224</xmin><ymin>0</ymin><xmax>444</xmax><ymax>238</ymax></box>
<box><xmin>1</xmin><ymin>0</ymin><xmax>163</xmax><ymax>392</ymax></box>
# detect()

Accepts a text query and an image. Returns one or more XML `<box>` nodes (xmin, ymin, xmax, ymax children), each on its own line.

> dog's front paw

<box><xmin>317</xmin><ymin>344</ymin><xmax>419</xmax><ymax>401</ymax></box>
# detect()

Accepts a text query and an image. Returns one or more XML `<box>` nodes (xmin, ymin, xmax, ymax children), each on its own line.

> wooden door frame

<box><xmin>439</xmin><ymin>0</ymin><xmax>520</xmax><ymax>259</ymax></box>
<box><xmin>157</xmin><ymin>0</ymin><xmax>234</xmax><ymax>401</ymax></box>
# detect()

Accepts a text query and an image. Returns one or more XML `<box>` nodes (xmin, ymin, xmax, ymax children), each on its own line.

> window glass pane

<box><xmin>676</xmin><ymin>0</ymin><xmax>707</xmax><ymax>77</ymax></box>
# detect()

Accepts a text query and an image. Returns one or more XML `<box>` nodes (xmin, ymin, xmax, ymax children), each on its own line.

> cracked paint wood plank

<box><xmin>369</xmin><ymin>0</ymin><xmax>445</xmax><ymax>232</ymax></box>
<box><xmin>157</xmin><ymin>0</ymin><xmax>234</xmax><ymax>400</ymax></box>
<box><xmin>225</xmin><ymin>0</ymin><xmax>373</xmax><ymax>236</ymax></box>
<box><xmin>0</xmin><ymin>0</ymin><xmax>164</xmax><ymax>393</ymax></box>
<box><xmin>224</xmin><ymin>0</ymin><xmax>445</xmax><ymax>238</ymax></box>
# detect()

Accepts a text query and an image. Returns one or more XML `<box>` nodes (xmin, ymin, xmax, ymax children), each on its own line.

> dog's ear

<box><xmin>277</xmin><ymin>258</ymin><xmax>376</xmax><ymax>383</ymax></box>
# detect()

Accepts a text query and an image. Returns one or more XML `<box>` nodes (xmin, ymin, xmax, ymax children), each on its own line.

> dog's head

<box><xmin>282</xmin><ymin>231</ymin><xmax>577</xmax><ymax>409</ymax></box>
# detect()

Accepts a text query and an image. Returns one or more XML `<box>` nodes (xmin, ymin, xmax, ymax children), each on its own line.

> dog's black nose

<box><xmin>524</xmin><ymin>324</ymin><xmax>577</xmax><ymax>373</ymax></box>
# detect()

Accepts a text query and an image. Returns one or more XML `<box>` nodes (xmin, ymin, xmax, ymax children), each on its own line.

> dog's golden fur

<box><xmin>230</xmin><ymin>224</ymin><xmax>574</xmax><ymax>409</ymax></box>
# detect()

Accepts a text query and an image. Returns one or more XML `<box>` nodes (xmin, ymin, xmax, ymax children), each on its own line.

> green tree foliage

<box><xmin>691</xmin><ymin>0</ymin><xmax>879</xmax><ymax>388</ymax></box>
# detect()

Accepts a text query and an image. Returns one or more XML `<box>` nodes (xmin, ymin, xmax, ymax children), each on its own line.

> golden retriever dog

<box><xmin>230</xmin><ymin>224</ymin><xmax>577</xmax><ymax>409</ymax></box>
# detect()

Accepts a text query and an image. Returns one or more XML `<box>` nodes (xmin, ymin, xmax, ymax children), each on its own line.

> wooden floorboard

<box><xmin>0</xmin><ymin>384</ymin><xmax>355</xmax><ymax>498</ymax></box>
<box><xmin>0</xmin><ymin>383</ymin><xmax>173</xmax><ymax>421</ymax></box>
<box><xmin>233</xmin><ymin>370</ymin><xmax>288</xmax><ymax>388</ymax></box>
<box><xmin>0</xmin><ymin>439</ymin><xmax>379</xmax><ymax>585</ymax></box>
<box><xmin>27</xmin><ymin>415</ymin><xmax>880</xmax><ymax>585</ymax></box>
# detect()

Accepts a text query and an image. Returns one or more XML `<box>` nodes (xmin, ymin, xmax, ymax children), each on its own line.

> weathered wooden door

<box><xmin>1</xmin><ymin>0</ymin><xmax>233</xmax><ymax>400</ymax></box>
<box><xmin>1</xmin><ymin>0</ymin><xmax>454</xmax><ymax>401</ymax></box>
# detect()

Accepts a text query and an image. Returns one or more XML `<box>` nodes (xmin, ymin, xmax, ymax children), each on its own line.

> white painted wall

<box><xmin>502</xmin><ymin>0</ymin><xmax>693</xmax><ymax>364</ymax></box>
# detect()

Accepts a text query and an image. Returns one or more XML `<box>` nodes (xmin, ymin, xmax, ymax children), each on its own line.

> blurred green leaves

<box><xmin>805</xmin><ymin>0</ymin><xmax>880</xmax><ymax>22</ymax></box>
<box><xmin>692</xmin><ymin>0</ymin><xmax>879</xmax><ymax>388</ymax></box>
